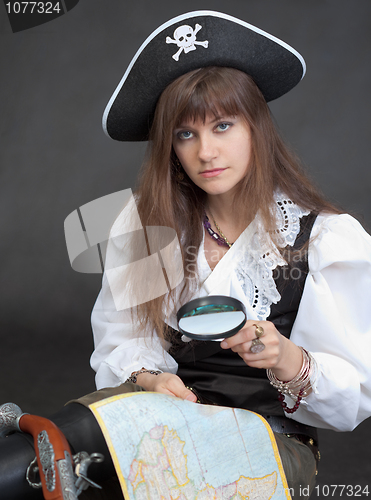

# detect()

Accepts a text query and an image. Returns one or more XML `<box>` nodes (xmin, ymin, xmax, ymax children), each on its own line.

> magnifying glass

<box><xmin>177</xmin><ymin>295</ymin><xmax>247</xmax><ymax>341</ymax></box>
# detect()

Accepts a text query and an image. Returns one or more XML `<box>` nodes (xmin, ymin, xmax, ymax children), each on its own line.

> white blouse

<box><xmin>90</xmin><ymin>195</ymin><xmax>371</xmax><ymax>432</ymax></box>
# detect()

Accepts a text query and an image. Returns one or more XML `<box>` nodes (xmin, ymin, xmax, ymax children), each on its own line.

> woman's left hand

<box><xmin>220</xmin><ymin>320</ymin><xmax>303</xmax><ymax>381</ymax></box>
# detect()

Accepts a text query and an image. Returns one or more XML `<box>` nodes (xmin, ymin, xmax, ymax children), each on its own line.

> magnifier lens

<box><xmin>177</xmin><ymin>296</ymin><xmax>247</xmax><ymax>341</ymax></box>
<box><xmin>179</xmin><ymin>311</ymin><xmax>246</xmax><ymax>335</ymax></box>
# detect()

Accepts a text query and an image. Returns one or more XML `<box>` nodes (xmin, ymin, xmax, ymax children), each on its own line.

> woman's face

<box><xmin>172</xmin><ymin>113</ymin><xmax>252</xmax><ymax>199</ymax></box>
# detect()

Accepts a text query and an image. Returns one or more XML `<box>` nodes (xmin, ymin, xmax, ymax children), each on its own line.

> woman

<box><xmin>86</xmin><ymin>10</ymin><xmax>371</xmax><ymax>498</ymax></box>
<box><xmin>1</xmin><ymin>10</ymin><xmax>371</xmax><ymax>500</ymax></box>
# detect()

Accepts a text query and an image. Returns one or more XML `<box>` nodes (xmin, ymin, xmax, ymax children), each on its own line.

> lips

<box><xmin>200</xmin><ymin>168</ymin><xmax>226</xmax><ymax>178</ymax></box>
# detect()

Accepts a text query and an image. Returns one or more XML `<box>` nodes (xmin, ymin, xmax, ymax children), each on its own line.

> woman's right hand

<box><xmin>135</xmin><ymin>372</ymin><xmax>197</xmax><ymax>402</ymax></box>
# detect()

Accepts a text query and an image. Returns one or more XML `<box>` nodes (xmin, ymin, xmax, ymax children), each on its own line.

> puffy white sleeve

<box><xmin>90</xmin><ymin>276</ymin><xmax>178</xmax><ymax>390</ymax></box>
<box><xmin>89</xmin><ymin>198</ymin><xmax>178</xmax><ymax>390</ymax></box>
<box><xmin>290</xmin><ymin>213</ymin><xmax>371</xmax><ymax>431</ymax></box>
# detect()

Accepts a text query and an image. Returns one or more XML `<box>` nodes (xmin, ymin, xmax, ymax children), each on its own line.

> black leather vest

<box><xmin>170</xmin><ymin>213</ymin><xmax>317</xmax><ymax>417</ymax></box>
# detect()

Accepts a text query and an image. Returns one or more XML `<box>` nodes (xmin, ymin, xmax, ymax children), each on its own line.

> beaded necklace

<box><xmin>209</xmin><ymin>210</ymin><xmax>233</xmax><ymax>248</ymax></box>
<box><xmin>202</xmin><ymin>212</ymin><xmax>233</xmax><ymax>248</ymax></box>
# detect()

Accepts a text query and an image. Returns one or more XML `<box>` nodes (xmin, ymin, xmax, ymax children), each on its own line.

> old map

<box><xmin>90</xmin><ymin>392</ymin><xmax>292</xmax><ymax>499</ymax></box>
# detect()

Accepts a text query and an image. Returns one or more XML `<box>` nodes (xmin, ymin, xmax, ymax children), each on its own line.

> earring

<box><xmin>174</xmin><ymin>157</ymin><xmax>184</xmax><ymax>182</ymax></box>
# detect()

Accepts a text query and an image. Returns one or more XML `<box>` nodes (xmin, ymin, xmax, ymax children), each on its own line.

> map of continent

<box><xmin>128</xmin><ymin>424</ymin><xmax>277</xmax><ymax>500</ymax></box>
<box><xmin>90</xmin><ymin>392</ymin><xmax>292</xmax><ymax>500</ymax></box>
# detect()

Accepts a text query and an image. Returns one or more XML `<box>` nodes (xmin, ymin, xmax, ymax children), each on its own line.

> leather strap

<box><xmin>263</xmin><ymin>414</ymin><xmax>318</xmax><ymax>442</ymax></box>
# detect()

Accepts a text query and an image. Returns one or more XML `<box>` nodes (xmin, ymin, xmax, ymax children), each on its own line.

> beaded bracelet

<box><xmin>266</xmin><ymin>347</ymin><xmax>316</xmax><ymax>414</ymax></box>
<box><xmin>125</xmin><ymin>368</ymin><xmax>162</xmax><ymax>384</ymax></box>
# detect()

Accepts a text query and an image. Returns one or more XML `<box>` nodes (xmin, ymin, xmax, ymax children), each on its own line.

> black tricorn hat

<box><xmin>103</xmin><ymin>10</ymin><xmax>306</xmax><ymax>142</ymax></box>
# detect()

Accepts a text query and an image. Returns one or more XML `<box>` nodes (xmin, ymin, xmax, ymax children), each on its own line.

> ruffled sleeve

<box><xmin>90</xmin><ymin>197</ymin><xmax>178</xmax><ymax>390</ymax></box>
<box><xmin>90</xmin><ymin>276</ymin><xmax>178</xmax><ymax>390</ymax></box>
<box><xmin>290</xmin><ymin>214</ymin><xmax>371</xmax><ymax>431</ymax></box>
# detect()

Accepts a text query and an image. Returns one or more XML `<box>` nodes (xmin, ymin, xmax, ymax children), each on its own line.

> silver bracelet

<box><xmin>266</xmin><ymin>347</ymin><xmax>317</xmax><ymax>413</ymax></box>
<box><xmin>266</xmin><ymin>347</ymin><xmax>315</xmax><ymax>399</ymax></box>
<box><xmin>125</xmin><ymin>368</ymin><xmax>162</xmax><ymax>384</ymax></box>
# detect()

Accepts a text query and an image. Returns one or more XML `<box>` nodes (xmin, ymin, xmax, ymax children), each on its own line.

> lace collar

<box><xmin>199</xmin><ymin>192</ymin><xmax>310</xmax><ymax>320</ymax></box>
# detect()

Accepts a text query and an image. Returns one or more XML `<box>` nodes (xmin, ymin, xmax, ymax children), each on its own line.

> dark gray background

<box><xmin>1</xmin><ymin>0</ymin><xmax>370</xmax><ymax>494</ymax></box>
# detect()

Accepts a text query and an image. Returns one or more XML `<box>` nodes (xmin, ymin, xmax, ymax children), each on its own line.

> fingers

<box><xmin>154</xmin><ymin>373</ymin><xmax>197</xmax><ymax>402</ymax></box>
<box><xmin>220</xmin><ymin>321</ymin><xmax>281</xmax><ymax>369</ymax></box>
<box><xmin>220</xmin><ymin>321</ymin><xmax>267</xmax><ymax>349</ymax></box>
<box><xmin>183</xmin><ymin>389</ymin><xmax>198</xmax><ymax>402</ymax></box>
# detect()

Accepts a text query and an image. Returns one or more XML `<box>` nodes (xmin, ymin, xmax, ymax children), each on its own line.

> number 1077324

<box><xmin>314</xmin><ymin>485</ymin><xmax>369</xmax><ymax>497</ymax></box>
<box><xmin>5</xmin><ymin>2</ymin><xmax>61</xmax><ymax>14</ymax></box>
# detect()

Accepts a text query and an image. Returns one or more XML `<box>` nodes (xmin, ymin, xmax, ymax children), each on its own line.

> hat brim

<box><xmin>103</xmin><ymin>10</ymin><xmax>306</xmax><ymax>141</ymax></box>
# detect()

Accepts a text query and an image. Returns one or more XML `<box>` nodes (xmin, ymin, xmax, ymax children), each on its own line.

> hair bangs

<box><xmin>175</xmin><ymin>68</ymin><xmax>244</xmax><ymax>126</ymax></box>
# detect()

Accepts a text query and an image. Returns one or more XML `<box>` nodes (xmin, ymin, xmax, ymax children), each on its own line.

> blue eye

<box><xmin>216</xmin><ymin>122</ymin><xmax>231</xmax><ymax>132</ymax></box>
<box><xmin>178</xmin><ymin>130</ymin><xmax>193</xmax><ymax>140</ymax></box>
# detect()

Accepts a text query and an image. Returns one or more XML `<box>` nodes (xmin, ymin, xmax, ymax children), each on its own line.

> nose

<box><xmin>197</xmin><ymin>134</ymin><xmax>218</xmax><ymax>163</ymax></box>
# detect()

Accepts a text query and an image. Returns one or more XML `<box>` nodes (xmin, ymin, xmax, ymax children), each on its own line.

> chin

<box><xmin>204</xmin><ymin>188</ymin><xmax>233</xmax><ymax>197</ymax></box>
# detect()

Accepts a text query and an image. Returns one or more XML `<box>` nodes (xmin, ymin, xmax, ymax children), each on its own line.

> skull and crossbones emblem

<box><xmin>166</xmin><ymin>24</ymin><xmax>209</xmax><ymax>61</ymax></box>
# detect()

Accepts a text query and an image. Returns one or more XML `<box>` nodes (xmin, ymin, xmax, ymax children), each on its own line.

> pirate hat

<box><xmin>103</xmin><ymin>10</ymin><xmax>306</xmax><ymax>141</ymax></box>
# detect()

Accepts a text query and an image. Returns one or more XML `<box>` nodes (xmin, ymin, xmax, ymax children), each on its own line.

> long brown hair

<box><xmin>132</xmin><ymin>66</ymin><xmax>340</xmax><ymax>339</ymax></box>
